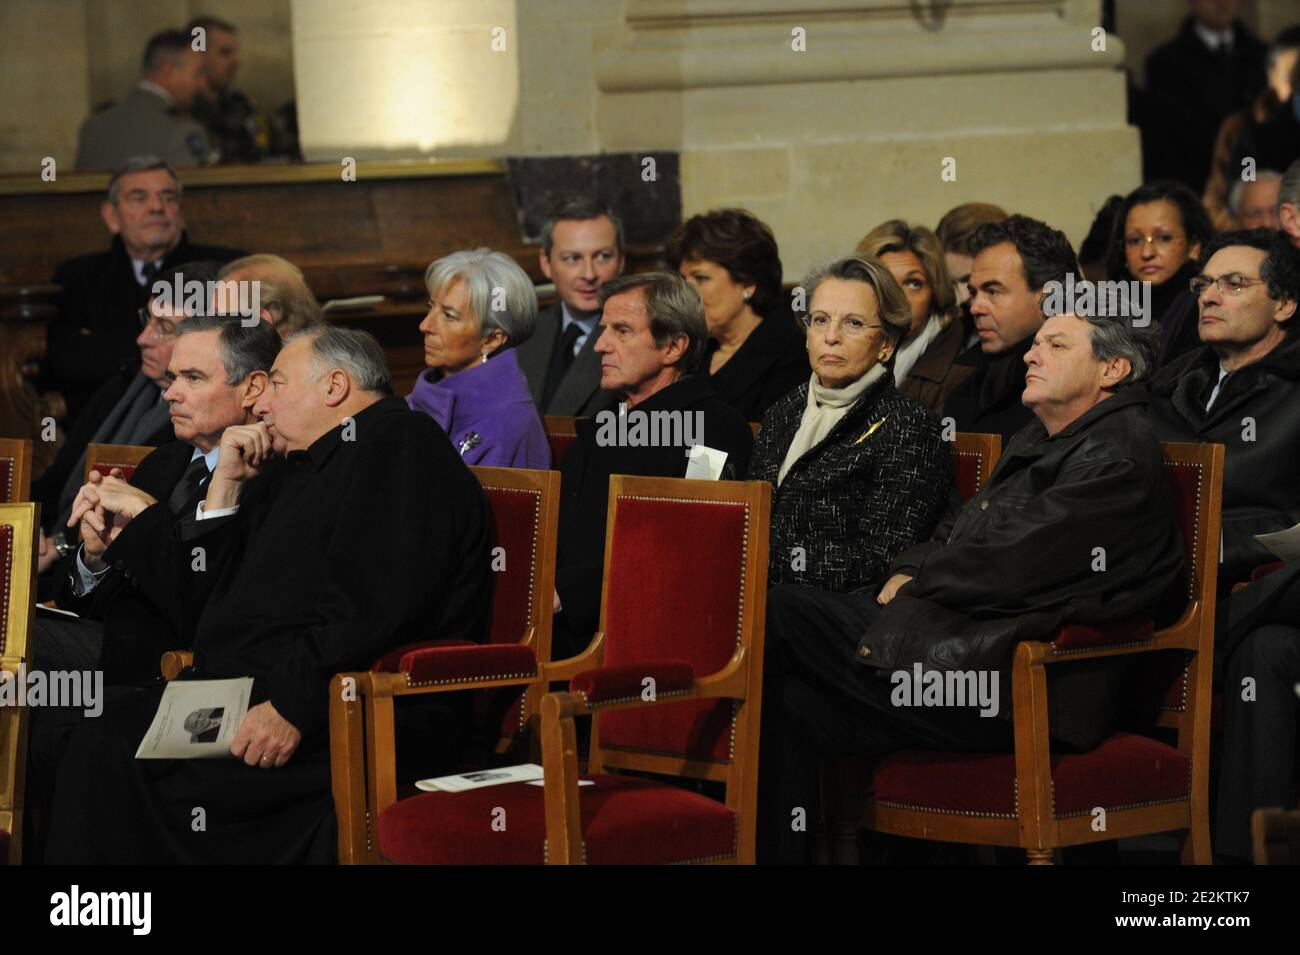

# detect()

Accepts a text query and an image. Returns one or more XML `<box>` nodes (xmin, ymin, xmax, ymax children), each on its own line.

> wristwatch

<box><xmin>51</xmin><ymin>531</ymin><xmax>71</xmax><ymax>559</ymax></box>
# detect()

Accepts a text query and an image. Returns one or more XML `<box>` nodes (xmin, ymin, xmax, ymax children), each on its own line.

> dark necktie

<box><xmin>142</xmin><ymin>260</ymin><xmax>160</xmax><ymax>287</ymax></box>
<box><xmin>542</xmin><ymin>322</ymin><xmax>584</xmax><ymax>410</ymax></box>
<box><xmin>168</xmin><ymin>457</ymin><xmax>210</xmax><ymax>515</ymax></box>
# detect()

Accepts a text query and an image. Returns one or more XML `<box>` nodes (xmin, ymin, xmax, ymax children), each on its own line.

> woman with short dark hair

<box><xmin>1105</xmin><ymin>181</ymin><xmax>1215</xmax><ymax>366</ymax></box>
<box><xmin>668</xmin><ymin>208</ymin><xmax>808</xmax><ymax>421</ymax></box>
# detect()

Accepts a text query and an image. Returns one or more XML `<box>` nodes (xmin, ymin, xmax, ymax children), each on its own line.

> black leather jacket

<box><xmin>860</xmin><ymin>389</ymin><xmax>1186</xmax><ymax>748</ymax></box>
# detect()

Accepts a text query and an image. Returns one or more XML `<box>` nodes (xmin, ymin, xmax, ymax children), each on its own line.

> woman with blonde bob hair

<box><xmin>856</xmin><ymin>219</ymin><xmax>971</xmax><ymax>411</ymax></box>
<box><xmin>406</xmin><ymin>248</ymin><xmax>550</xmax><ymax>468</ymax></box>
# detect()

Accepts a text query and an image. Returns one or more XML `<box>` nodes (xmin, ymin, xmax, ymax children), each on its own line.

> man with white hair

<box><xmin>45</xmin><ymin>326</ymin><xmax>493</xmax><ymax>864</ymax></box>
<box><xmin>1228</xmin><ymin>170</ymin><xmax>1282</xmax><ymax>230</ymax></box>
<box><xmin>1277</xmin><ymin>158</ymin><xmax>1300</xmax><ymax>249</ymax></box>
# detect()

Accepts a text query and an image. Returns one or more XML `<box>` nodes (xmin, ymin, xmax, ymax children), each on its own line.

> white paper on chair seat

<box><xmin>135</xmin><ymin>677</ymin><xmax>254</xmax><ymax>759</ymax></box>
<box><xmin>685</xmin><ymin>444</ymin><xmax>728</xmax><ymax>480</ymax></box>
<box><xmin>526</xmin><ymin>779</ymin><xmax>594</xmax><ymax>787</ymax></box>
<box><xmin>415</xmin><ymin>763</ymin><xmax>545</xmax><ymax>792</ymax></box>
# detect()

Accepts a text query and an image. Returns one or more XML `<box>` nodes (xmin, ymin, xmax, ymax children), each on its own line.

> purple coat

<box><xmin>406</xmin><ymin>348</ymin><xmax>551</xmax><ymax>469</ymax></box>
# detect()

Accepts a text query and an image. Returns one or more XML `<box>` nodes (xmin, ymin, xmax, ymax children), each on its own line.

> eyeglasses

<box><xmin>138</xmin><ymin>306</ymin><xmax>180</xmax><ymax>339</ymax></box>
<box><xmin>1125</xmin><ymin>231</ymin><xmax>1186</xmax><ymax>250</ymax></box>
<box><xmin>800</xmin><ymin>314</ymin><xmax>885</xmax><ymax>339</ymax></box>
<box><xmin>1189</xmin><ymin>274</ymin><xmax>1267</xmax><ymax>297</ymax></box>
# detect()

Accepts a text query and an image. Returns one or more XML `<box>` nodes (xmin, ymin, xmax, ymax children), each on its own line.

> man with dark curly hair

<box><xmin>940</xmin><ymin>214</ymin><xmax>1079</xmax><ymax>441</ymax></box>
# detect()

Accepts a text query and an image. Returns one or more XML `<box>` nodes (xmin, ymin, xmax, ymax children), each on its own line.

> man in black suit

<box><xmin>516</xmin><ymin>196</ymin><xmax>625</xmax><ymax>416</ymax></box>
<box><xmin>551</xmin><ymin>272</ymin><xmax>755</xmax><ymax>659</ymax></box>
<box><xmin>44</xmin><ymin>156</ymin><xmax>244</xmax><ymax>420</ymax></box>
<box><xmin>25</xmin><ymin>315</ymin><xmax>280</xmax><ymax>863</ymax></box>
<box><xmin>33</xmin><ymin>261</ymin><xmax>226</xmax><ymax>582</ymax></box>
<box><xmin>45</xmin><ymin>326</ymin><xmax>492</xmax><ymax>863</ymax></box>
<box><xmin>940</xmin><ymin>215</ymin><xmax>1077</xmax><ymax>442</ymax></box>
<box><xmin>43</xmin><ymin>315</ymin><xmax>282</xmax><ymax>679</ymax></box>
<box><xmin>1142</xmin><ymin>0</ymin><xmax>1268</xmax><ymax>190</ymax></box>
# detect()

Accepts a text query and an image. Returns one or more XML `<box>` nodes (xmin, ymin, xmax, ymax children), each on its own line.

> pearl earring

<box><xmin>481</xmin><ymin>350</ymin><xmax>488</xmax><ymax>364</ymax></box>
<box><xmin>743</xmin><ymin>291</ymin><xmax>752</xmax><ymax>303</ymax></box>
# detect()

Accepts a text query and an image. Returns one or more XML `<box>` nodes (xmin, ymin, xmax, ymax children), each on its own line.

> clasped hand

<box><xmin>66</xmin><ymin>470</ymin><xmax>158</xmax><ymax>567</ymax></box>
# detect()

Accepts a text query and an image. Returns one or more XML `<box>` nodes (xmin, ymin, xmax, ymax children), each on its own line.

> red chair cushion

<box><xmin>600</xmin><ymin>497</ymin><xmax>748</xmax><ymax>762</ymax></box>
<box><xmin>546</xmin><ymin>432</ymin><xmax>576</xmax><ymax>469</ymax></box>
<box><xmin>951</xmin><ymin>452</ymin><xmax>983</xmax><ymax>501</ymax></box>
<box><xmin>571</xmin><ymin>661</ymin><xmax>694</xmax><ymax>706</ymax></box>
<box><xmin>479</xmin><ymin>485</ymin><xmax>541</xmax><ymax>646</ymax></box>
<box><xmin>1051</xmin><ymin>616</ymin><xmax>1154</xmax><ymax>652</ymax></box>
<box><xmin>90</xmin><ymin>462</ymin><xmax>139</xmax><ymax>482</ymax></box>
<box><xmin>398</xmin><ymin>643</ymin><xmax>537</xmax><ymax>684</ymax></box>
<box><xmin>871</xmin><ymin>733</ymin><xmax>1189</xmax><ymax>818</ymax></box>
<box><xmin>1161</xmin><ymin>459</ymin><xmax>1199</xmax><ymax>606</ymax></box>
<box><xmin>0</xmin><ymin>459</ymin><xmax>13</xmax><ymax>504</ymax></box>
<box><xmin>1251</xmin><ymin>561</ymin><xmax>1284</xmax><ymax>582</ymax></box>
<box><xmin>378</xmin><ymin>774</ymin><xmax>737</xmax><ymax>864</ymax></box>
<box><xmin>371</xmin><ymin>638</ymin><xmax>475</xmax><ymax>672</ymax></box>
<box><xmin>0</xmin><ymin>525</ymin><xmax>11</xmax><ymax>655</ymax></box>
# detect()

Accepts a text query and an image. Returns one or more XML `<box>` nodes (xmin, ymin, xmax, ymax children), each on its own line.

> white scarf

<box><xmin>777</xmin><ymin>364</ymin><xmax>885</xmax><ymax>485</ymax></box>
<box><xmin>892</xmin><ymin>315</ymin><xmax>943</xmax><ymax>384</ymax></box>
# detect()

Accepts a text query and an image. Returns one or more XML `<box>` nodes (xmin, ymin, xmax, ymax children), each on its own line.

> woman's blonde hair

<box><xmin>855</xmin><ymin>219</ymin><xmax>959</xmax><ymax>331</ymax></box>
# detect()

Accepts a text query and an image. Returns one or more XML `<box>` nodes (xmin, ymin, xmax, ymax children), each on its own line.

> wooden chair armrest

<box><xmin>541</xmin><ymin>631</ymin><xmax>606</xmax><ymax>683</ymax></box>
<box><xmin>550</xmin><ymin>648</ymin><xmax>749</xmax><ymax>717</ymax></box>
<box><xmin>160</xmin><ymin>650</ymin><xmax>194</xmax><ymax>681</ymax></box>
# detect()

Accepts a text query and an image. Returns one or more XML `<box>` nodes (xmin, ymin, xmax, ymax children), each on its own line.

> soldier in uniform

<box><xmin>187</xmin><ymin>16</ymin><xmax>273</xmax><ymax>164</ymax></box>
<box><xmin>75</xmin><ymin>30</ymin><xmax>214</xmax><ymax>171</ymax></box>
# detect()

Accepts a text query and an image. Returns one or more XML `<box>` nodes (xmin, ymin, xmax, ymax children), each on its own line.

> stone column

<box><xmin>0</xmin><ymin>0</ymin><xmax>90</xmax><ymax>175</ymax></box>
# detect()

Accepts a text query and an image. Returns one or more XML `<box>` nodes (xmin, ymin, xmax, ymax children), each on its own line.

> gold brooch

<box><xmin>853</xmin><ymin>418</ymin><xmax>888</xmax><ymax>445</ymax></box>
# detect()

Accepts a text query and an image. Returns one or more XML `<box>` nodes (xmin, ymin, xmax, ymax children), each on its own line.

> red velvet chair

<box><xmin>0</xmin><ymin>439</ymin><xmax>32</xmax><ymax>504</ymax></box>
<box><xmin>329</xmin><ymin>465</ymin><xmax>560</xmax><ymax>863</ymax></box>
<box><xmin>0</xmin><ymin>503</ymin><xmax>37</xmax><ymax>863</ymax></box>
<box><xmin>542</xmin><ymin>416</ymin><xmax>577</xmax><ymax>470</ymax></box>
<box><xmin>372</xmin><ymin>474</ymin><xmax>772</xmax><ymax>864</ymax></box>
<box><xmin>838</xmin><ymin>441</ymin><xmax>1225</xmax><ymax>864</ymax></box>
<box><xmin>951</xmin><ymin>432</ymin><xmax>1001</xmax><ymax>501</ymax></box>
<box><xmin>83</xmin><ymin>442</ymin><xmax>154</xmax><ymax>484</ymax></box>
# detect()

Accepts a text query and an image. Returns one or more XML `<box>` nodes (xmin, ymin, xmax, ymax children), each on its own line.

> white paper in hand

<box><xmin>685</xmin><ymin>444</ymin><xmax>728</xmax><ymax>480</ymax></box>
<box><xmin>135</xmin><ymin>677</ymin><xmax>254</xmax><ymax>759</ymax></box>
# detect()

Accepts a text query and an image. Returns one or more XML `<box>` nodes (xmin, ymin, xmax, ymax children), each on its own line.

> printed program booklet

<box><xmin>135</xmin><ymin>677</ymin><xmax>254</xmax><ymax>759</ymax></box>
<box><xmin>415</xmin><ymin>765</ymin><xmax>598</xmax><ymax>793</ymax></box>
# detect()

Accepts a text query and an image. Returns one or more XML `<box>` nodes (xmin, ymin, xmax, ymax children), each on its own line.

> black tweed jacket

<box><xmin>747</xmin><ymin>373</ymin><xmax>950</xmax><ymax>594</ymax></box>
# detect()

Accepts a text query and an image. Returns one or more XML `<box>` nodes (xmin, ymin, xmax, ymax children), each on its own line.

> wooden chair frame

<box><xmin>328</xmin><ymin>466</ymin><xmax>560</xmax><ymax>864</ymax></box>
<box><xmin>84</xmin><ymin>442</ymin><xmax>154</xmax><ymax>484</ymax></box>
<box><xmin>0</xmin><ymin>503</ymin><xmax>38</xmax><ymax>864</ymax></box>
<box><xmin>855</xmin><ymin>442</ymin><xmax>1224</xmax><ymax>864</ymax></box>
<box><xmin>951</xmin><ymin>431</ymin><xmax>1001</xmax><ymax>498</ymax></box>
<box><xmin>537</xmin><ymin>475</ymin><xmax>772</xmax><ymax>864</ymax></box>
<box><xmin>0</xmin><ymin>439</ymin><xmax>32</xmax><ymax>504</ymax></box>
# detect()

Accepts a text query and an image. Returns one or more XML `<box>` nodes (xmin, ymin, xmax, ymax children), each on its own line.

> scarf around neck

<box><xmin>777</xmin><ymin>363</ymin><xmax>885</xmax><ymax>485</ymax></box>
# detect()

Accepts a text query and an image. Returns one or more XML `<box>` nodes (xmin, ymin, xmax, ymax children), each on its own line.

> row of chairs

<box><xmin>0</xmin><ymin>433</ymin><xmax>1223</xmax><ymax>864</ymax></box>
